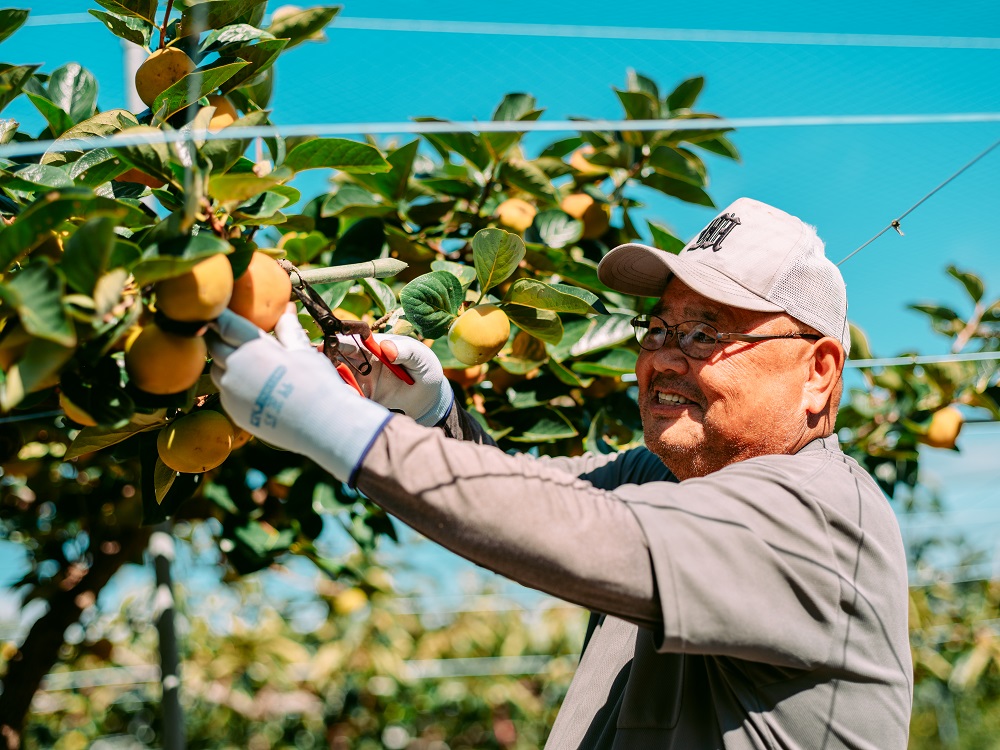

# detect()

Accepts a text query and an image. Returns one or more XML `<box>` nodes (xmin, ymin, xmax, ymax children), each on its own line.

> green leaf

<box><xmin>496</xmin><ymin>332</ymin><xmax>548</xmax><ymax>374</ymax></box>
<box><xmin>430</xmin><ymin>259</ymin><xmax>476</xmax><ymax>289</ymax></box>
<box><xmin>0</xmin><ymin>9</ymin><xmax>29</xmax><ymax>45</ymax></box>
<box><xmin>62</xmin><ymin>217</ymin><xmax>118</xmax><ymax>295</ymax></box>
<box><xmin>0</xmin><ymin>163</ymin><xmax>74</xmax><ymax>191</ymax></box>
<box><xmin>663</xmin><ymin>114</ymin><xmax>732</xmax><ymax>144</ymax></box>
<box><xmin>198</xmin><ymin>23</ymin><xmax>275</xmax><ymax>54</ymax></box>
<box><xmin>666</xmin><ymin>76</ymin><xmax>705</xmax><ymax>111</ymax></box>
<box><xmin>283</xmin><ymin>138</ymin><xmax>390</xmax><ymax>174</ymax></box>
<box><xmin>503</xmin><ymin>278</ymin><xmax>603</xmax><ymax>314</ymax></box>
<box><xmin>507</xmin><ymin>407</ymin><xmax>578</xmax><ymax>443</ymax></box>
<box><xmin>24</xmin><ymin>91</ymin><xmax>74</xmax><ymax>137</ymax></box>
<box><xmin>88</xmin><ymin>9</ymin><xmax>154</xmax><ymax>47</ymax></box>
<box><xmin>472</xmin><ymin>228</ymin><xmax>525</xmax><ymax>293</ymax></box>
<box><xmin>0</xmin><ymin>117</ymin><xmax>16</xmax><ymax>143</ymax></box>
<box><xmin>907</xmin><ymin>303</ymin><xmax>964</xmax><ymax>336</ymax></box>
<box><xmin>68</xmin><ymin>149</ymin><xmax>129</xmax><ymax>186</ymax></box>
<box><xmin>947</xmin><ymin>265</ymin><xmax>985</xmax><ymax>304</ymax></box>
<box><xmin>547</xmin><ymin>357</ymin><xmax>592</xmax><ymax>388</ymax></box>
<box><xmin>208</xmin><ymin>172</ymin><xmax>279</xmax><ymax>203</ymax></box>
<box><xmin>181</xmin><ymin>0</ymin><xmax>265</xmax><ymax>31</ymax></box>
<box><xmin>321</xmin><ymin>183</ymin><xmax>388</xmax><ymax>217</ymax></box>
<box><xmin>200</xmin><ymin>109</ymin><xmax>271</xmax><ymax>173</ymax></box>
<box><xmin>48</xmin><ymin>63</ymin><xmax>98</xmax><ymax>124</ymax></box>
<box><xmin>647</xmin><ymin>220</ymin><xmax>685</xmax><ymax>254</ymax></box>
<box><xmin>217</xmin><ymin>39</ymin><xmax>287</xmax><ymax>94</ymax></box>
<box><xmin>360</xmin><ymin>277</ymin><xmax>396</xmax><ymax>316</ymax></box>
<box><xmin>109</xmin><ymin>125</ymin><xmax>175</xmax><ymax>185</ymax></box>
<box><xmin>648</xmin><ymin>146</ymin><xmax>706</xmax><ymax>186</ymax></box>
<box><xmin>0</xmin><ymin>189</ymin><xmax>149</xmax><ymax>270</ymax></box>
<box><xmin>152</xmin><ymin>61</ymin><xmax>249</xmax><ymax>120</ymax></box>
<box><xmin>571</xmin><ymin>348</ymin><xmax>638</xmax><ymax>376</ymax></box>
<box><xmin>847</xmin><ymin>323</ymin><xmax>873</xmax><ymax>361</ymax></box>
<box><xmin>65</xmin><ymin>409</ymin><xmax>168</xmax><ymax>460</ymax></box>
<box><xmin>41</xmin><ymin>109</ymin><xmax>138</xmax><ymax>167</ymax></box>
<box><xmin>483</xmin><ymin>93</ymin><xmax>543</xmax><ymax>159</ymax></box>
<box><xmin>94</xmin><ymin>0</ymin><xmax>159</xmax><ymax>25</ymax></box>
<box><xmin>526</xmin><ymin>209</ymin><xmax>582</xmax><ymax>249</ymax></box>
<box><xmin>333</xmin><ymin>216</ymin><xmax>385</xmax><ymax>265</ymax></box>
<box><xmin>547</xmin><ymin>314</ymin><xmax>634</xmax><ymax>361</ymax></box>
<box><xmin>501</xmin><ymin>158</ymin><xmax>556</xmax><ymax>200</ymax></box>
<box><xmin>132</xmin><ymin>233</ymin><xmax>233</xmax><ymax>285</ymax></box>
<box><xmin>280</xmin><ymin>230</ymin><xmax>328</xmax><ymax>265</ymax></box>
<box><xmin>234</xmin><ymin>519</ymin><xmax>295</xmax><ymax>556</ymax></box>
<box><xmin>639</xmin><ymin>173</ymin><xmax>715</xmax><ymax>207</ymax></box>
<box><xmin>0</xmin><ymin>338</ymin><xmax>74</xmax><ymax>412</ymax></box>
<box><xmin>616</xmin><ymin>89</ymin><xmax>659</xmax><ymax>121</ymax></box>
<box><xmin>348</xmin><ymin>138</ymin><xmax>419</xmax><ymax>202</ymax></box>
<box><xmin>231</xmin><ymin>190</ymin><xmax>289</xmax><ymax>224</ymax></box>
<box><xmin>267</xmin><ymin>5</ymin><xmax>340</xmax><ymax>49</ymax></box>
<box><xmin>153</xmin><ymin>459</ymin><xmax>177</xmax><ymax>505</ymax></box>
<box><xmin>524</xmin><ymin>246</ymin><xmax>604</xmax><ymax>292</ymax></box>
<box><xmin>413</xmin><ymin>118</ymin><xmax>490</xmax><ymax>171</ymax></box>
<box><xmin>399</xmin><ymin>271</ymin><xmax>463</xmax><ymax>338</ymax></box>
<box><xmin>0</xmin><ymin>263</ymin><xmax>75</xmax><ymax>346</ymax></box>
<box><xmin>626</xmin><ymin>69</ymin><xmax>659</xmax><ymax>101</ymax></box>
<box><xmin>694</xmin><ymin>134</ymin><xmax>740</xmax><ymax>161</ymax></box>
<box><xmin>503</xmin><ymin>304</ymin><xmax>563</xmax><ymax>344</ymax></box>
<box><xmin>0</xmin><ymin>63</ymin><xmax>39</xmax><ymax>113</ymax></box>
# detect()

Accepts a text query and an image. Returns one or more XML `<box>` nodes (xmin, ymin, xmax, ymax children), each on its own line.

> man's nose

<box><xmin>639</xmin><ymin>340</ymin><xmax>689</xmax><ymax>374</ymax></box>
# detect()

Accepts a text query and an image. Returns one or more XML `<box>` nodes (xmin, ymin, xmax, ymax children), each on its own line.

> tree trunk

<box><xmin>0</xmin><ymin>526</ymin><xmax>151</xmax><ymax>749</ymax></box>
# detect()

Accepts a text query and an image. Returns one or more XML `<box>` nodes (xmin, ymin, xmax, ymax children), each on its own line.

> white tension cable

<box><xmin>2</xmin><ymin>112</ymin><xmax>1000</xmax><ymax>159</ymax></box>
<box><xmin>23</xmin><ymin>13</ymin><xmax>1000</xmax><ymax>51</ymax></box>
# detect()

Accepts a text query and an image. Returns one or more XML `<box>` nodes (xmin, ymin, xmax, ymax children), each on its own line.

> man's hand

<box><xmin>333</xmin><ymin>333</ymin><xmax>453</xmax><ymax>427</ymax></box>
<box><xmin>209</xmin><ymin>305</ymin><xmax>393</xmax><ymax>483</ymax></box>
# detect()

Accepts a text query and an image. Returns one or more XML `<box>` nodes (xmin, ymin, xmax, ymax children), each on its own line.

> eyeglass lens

<box><xmin>634</xmin><ymin>318</ymin><xmax>719</xmax><ymax>359</ymax></box>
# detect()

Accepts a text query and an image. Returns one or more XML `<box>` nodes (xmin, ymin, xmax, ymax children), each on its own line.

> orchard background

<box><xmin>0</xmin><ymin>2</ymin><xmax>997</xmax><ymax>748</ymax></box>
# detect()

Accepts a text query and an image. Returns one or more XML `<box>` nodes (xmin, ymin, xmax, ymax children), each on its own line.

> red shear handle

<box><xmin>362</xmin><ymin>336</ymin><xmax>415</xmax><ymax>385</ymax></box>
<box><xmin>335</xmin><ymin>363</ymin><xmax>365</xmax><ymax>396</ymax></box>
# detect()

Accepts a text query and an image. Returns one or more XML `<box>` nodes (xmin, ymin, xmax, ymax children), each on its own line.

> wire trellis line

<box><xmin>845</xmin><ymin>351</ymin><xmax>1000</xmax><ymax>369</ymax></box>
<box><xmin>22</xmin><ymin>12</ymin><xmax>1000</xmax><ymax>50</ymax></box>
<box><xmin>2</xmin><ymin>112</ymin><xmax>999</xmax><ymax>160</ymax></box>
<box><xmin>838</xmin><ymin>136</ymin><xmax>1000</xmax><ymax>265</ymax></box>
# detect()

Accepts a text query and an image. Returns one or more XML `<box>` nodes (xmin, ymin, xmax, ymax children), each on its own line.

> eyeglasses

<box><xmin>631</xmin><ymin>315</ymin><xmax>822</xmax><ymax>360</ymax></box>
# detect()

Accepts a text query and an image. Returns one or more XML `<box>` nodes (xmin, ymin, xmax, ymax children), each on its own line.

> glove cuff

<box><xmin>302</xmin><ymin>396</ymin><xmax>394</xmax><ymax>483</ymax></box>
<box><xmin>416</xmin><ymin>381</ymin><xmax>455</xmax><ymax>428</ymax></box>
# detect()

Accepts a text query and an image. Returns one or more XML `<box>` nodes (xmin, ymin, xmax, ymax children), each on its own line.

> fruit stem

<box><xmin>471</xmin><ymin>163</ymin><xmax>498</xmax><ymax>217</ymax></box>
<box><xmin>159</xmin><ymin>0</ymin><xmax>175</xmax><ymax>51</ymax></box>
<box><xmin>610</xmin><ymin>154</ymin><xmax>646</xmax><ymax>203</ymax></box>
<box><xmin>200</xmin><ymin>198</ymin><xmax>228</xmax><ymax>238</ymax></box>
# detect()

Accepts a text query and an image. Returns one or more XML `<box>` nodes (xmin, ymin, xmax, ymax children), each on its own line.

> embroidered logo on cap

<box><xmin>690</xmin><ymin>212</ymin><xmax>741</xmax><ymax>252</ymax></box>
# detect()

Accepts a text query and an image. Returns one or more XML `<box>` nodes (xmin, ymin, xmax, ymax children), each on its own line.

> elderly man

<box><xmin>210</xmin><ymin>198</ymin><xmax>912</xmax><ymax>749</ymax></box>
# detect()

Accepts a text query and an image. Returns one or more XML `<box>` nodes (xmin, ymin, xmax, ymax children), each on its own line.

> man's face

<box><xmin>635</xmin><ymin>278</ymin><xmax>816</xmax><ymax>479</ymax></box>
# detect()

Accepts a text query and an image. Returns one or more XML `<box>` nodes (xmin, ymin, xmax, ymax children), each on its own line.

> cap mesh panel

<box><xmin>769</xmin><ymin>251</ymin><xmax>849</xmax><ymax>351</ymax></box>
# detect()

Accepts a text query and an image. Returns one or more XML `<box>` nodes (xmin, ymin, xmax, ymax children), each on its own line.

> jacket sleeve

<box><xmin>357</xmin><ymin>416</ymin><xmax>664</xmax><ymax>628</ymax></box>
<box><xmin>435</xmin><ymin>401</ymin><xmax>674</xmax><ymax>488</ymax></box>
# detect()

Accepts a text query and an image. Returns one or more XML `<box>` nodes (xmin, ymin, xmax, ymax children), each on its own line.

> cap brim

<box><xmin>598</xmin><ymin>243</ymin><xmax>783</xmax><ymax>313</ymax></box>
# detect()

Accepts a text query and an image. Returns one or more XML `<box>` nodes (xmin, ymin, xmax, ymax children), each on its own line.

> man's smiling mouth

<box><xmin>656</xmin><ymin>392</ymin><xmax>696</xmax><ymax>406</ymax></box>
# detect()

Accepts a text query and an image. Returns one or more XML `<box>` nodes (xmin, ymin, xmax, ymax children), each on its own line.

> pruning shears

<box><xmin>287</xmin><ymin>271</ymin><xmax>414</xmax><ymax>397</ymax></box>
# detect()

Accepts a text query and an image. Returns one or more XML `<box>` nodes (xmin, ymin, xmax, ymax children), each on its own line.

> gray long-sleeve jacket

<box><xmin>355</xmin><ymin>407</ymin><xmax>912</xmax><ymax>749</ymax></box>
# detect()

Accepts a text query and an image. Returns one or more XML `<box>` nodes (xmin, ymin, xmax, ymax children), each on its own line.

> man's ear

<box><xmin>803</xmin><ymin>338</ymin><xmax>845</xmax><ymax>415</ymax></box>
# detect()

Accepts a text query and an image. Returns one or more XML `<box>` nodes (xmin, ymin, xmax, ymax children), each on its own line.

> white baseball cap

<box><xmin>597</xmin><ymin>197</ymin><xmax>850</xmax><ymax>354</ymax></box>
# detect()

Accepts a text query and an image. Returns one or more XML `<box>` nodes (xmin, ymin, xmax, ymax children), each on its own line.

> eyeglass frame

<box><xmin>630</xmin><ymin>314</ymin><xmax>823</xmax><ymax>360</ymax></box>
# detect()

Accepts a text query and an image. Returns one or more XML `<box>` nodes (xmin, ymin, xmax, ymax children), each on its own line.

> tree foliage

<box><xmin>0</xmin><ymin>2</ymin><xmax>998</xmax><ymax>747</ymax></box>
<box><xmin>0</xmin><ymin>2</ymin><xmax>740</xmax><ymax>741</ymax></box>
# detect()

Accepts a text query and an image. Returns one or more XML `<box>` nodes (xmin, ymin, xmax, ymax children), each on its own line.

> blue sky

<box><xmin>2</xmin><ymin>1</ymin><xmax>999</xmax><ymax>614</ymax></box>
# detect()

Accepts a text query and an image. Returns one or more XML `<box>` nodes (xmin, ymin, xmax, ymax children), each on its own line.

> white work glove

<box><xmin>208</xmin><ymin>306</ymin><xmax>393</xmax><ymax>484</ymax></box>
<box><xmin>333</xmin><ymin>333</ymin><xmax>453</xmax><ymax>427</ymax></box>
